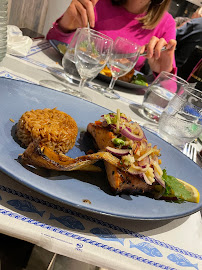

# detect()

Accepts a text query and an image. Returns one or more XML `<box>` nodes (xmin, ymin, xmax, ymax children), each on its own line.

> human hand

<box><xmin>59</xmin><ymin>0</ymin><xmax>99</xmax><ymax>32</ymax></box>
<box><xmin>142</xmin><ymin>37</ymin><xmax>177</xmax><ymax>74</ymax></box>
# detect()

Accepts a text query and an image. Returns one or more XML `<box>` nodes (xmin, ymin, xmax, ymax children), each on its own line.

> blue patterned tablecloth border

<box><xmin>0</xmin><ymin>208</ymin><xmax>180</xmax><ymax>270</ymax></box>
<box><xmin>26</xmin><ymin>41</ymin><xmax>52</xmax><ymax>57</ymax></box>
<box><xmin>0</xmin><ymin>184</ymin><xmax>201</xmax><ymax>268</ymax></box>
<box><xmin>0</xmin><ymin>71</ymin><xmax>34</xmax><ymax>83</ymax></box>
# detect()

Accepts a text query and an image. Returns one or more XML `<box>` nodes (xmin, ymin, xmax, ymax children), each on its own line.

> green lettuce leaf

<box><xmin>162</xmin><ymin>169</ymin><xmax>191</xmax><ymax>200</ymax></box>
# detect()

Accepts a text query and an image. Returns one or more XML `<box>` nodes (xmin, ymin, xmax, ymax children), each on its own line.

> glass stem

<box><xmin>78</xmin><ymin>78</ymin><xmax>86</xmax><ymax>93</ymax></box>
<box><xmin>108</xmin><ymin>77</ymin><xmax>118</xmax><ymax>91</ymax></box>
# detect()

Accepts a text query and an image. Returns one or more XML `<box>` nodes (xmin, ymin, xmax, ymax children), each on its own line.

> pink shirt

<box><xmin>46</xmin><ymin>0</ymin><xmax>176</xmax><ymax>71</ymax></box>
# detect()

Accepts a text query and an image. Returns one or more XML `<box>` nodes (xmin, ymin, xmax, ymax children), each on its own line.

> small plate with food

<box><xmin>97</xmin><ymin>65</ymin><xmax>149</xmax><ymax>89</ymax></box>
<box><xmin>0</xmin><ymin>78</ymin><xmax>201</xmax><ymax>220</ymax></box>
<box><xmin>49</xmin><ymin>39</ymin><xmax>68</xmax><ymax>55</ymax></box>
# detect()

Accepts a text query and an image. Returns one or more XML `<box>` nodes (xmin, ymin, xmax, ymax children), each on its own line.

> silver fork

<box><xmin>183</xmin><ymin>143</ymin><xmax>197</xmax><ymax>162</ymax></box>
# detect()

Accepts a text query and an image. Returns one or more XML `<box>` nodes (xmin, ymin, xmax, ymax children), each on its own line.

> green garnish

<box><xmin>104</xmin><ymin>114</ymin><xmax>112</xmax><ymax>124</ymax></box>
<box><xmin>79</xmin><ymin>41</ymin><xmax>98</xmax><ymax>55</ymax></box>
<box><xmin>57</xmin><ymin>44</ymin><xmax>67</xmax><ymax>55</ymax></box>
<box><xmin>162</xmin><ymin>169</ymin><xmax>191</xmax><ymax>200</ymax></box>
<box><xmin>131</xmin><ymin>73</ymin><xmax>148</xmax><ymax>86</ymax></box>
<box><xmin>112</xmin><ymin>138</ymin><xmax>125</xmax><ymax>146</ymax></box>
<box><xmin>104</xmin><ymin>113</ymin><xmax>117</xmax><ymax>124</ymax></box>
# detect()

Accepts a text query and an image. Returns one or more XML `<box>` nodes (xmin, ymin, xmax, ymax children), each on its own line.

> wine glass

<box><xmin>40</xmin><ymin>29</ymin><xmax>82</xmax><ymax>95</ymax></box>
<box><xmin>103</xmin><ymin>37</ymin><xmax>141</xmax><ymax>99</ymax></box>
<box><xmin>62</xmin><ymin>28</ymin><xmax>81</xmax><ymax>84</ymax></box>
<box><xmin>74</xmin><ymin>28</ymin><xmax>113</xmax><ymax>100</ymax></box>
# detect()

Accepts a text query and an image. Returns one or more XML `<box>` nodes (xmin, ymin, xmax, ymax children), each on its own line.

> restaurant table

<box><xmin>0</xmin><ymin>39</ymin><xmax>202</xmax><ymax>270</ymax></box>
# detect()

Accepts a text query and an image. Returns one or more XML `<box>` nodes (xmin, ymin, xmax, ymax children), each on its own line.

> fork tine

<box><xmin>183</xmin><ymin>143</ymin><xmax>189</xmax><ymax>155</ymax></box>
<box><xmin>187</xmin><ymin>143</ymin><xmax>192</xmax><ymax>159</ymax></box>
<box><xmin>192</xmin><ymin>145</ymin><xmax>197</xmax><ymax>163</ymax></box>
<box><xmin>183</xmin><ymin>143</ymin><xmax>196</xmax><ymax>161</ymax></box>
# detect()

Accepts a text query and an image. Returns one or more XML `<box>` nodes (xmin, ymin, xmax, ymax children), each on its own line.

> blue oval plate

<box><xmin>0</xmin><ymin>77</ymin><xmax>201</xmax><ymax>220</ymax></box>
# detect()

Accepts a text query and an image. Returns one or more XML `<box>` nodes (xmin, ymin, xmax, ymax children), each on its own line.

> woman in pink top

<box><xmin>47</xmin><ymin>0</ymin><xmax>176</xmax><ymax>74</ymax></box>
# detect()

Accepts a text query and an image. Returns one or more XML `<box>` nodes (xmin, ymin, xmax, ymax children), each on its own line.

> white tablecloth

<box><xmin>0</xmin><ymin>39</ymin><xmax>201</xmax><ymax>270</ymax></box>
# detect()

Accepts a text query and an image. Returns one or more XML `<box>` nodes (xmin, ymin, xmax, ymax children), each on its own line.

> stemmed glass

<box><xmin>62</xmin><ymin>28</ymin><xmax>81</xmax><ymax>84</ymax></box>
<box><xmin>74</xmin><ymin>28</ymin><xmax>113</xmax><ymax>100</ymax></box>
<box><xmin>103</xmin><ymin>37</ymin><xmax>141</xmax><ymax>99</ymax></box>
<box><xmin>40</xmin><ymin>29</ymin><xmax>81</xmax><ymax>94</ymax></box>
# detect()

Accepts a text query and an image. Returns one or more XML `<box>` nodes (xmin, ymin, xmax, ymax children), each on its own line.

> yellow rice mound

<box><xmin>16</xmin><ymin>108</ymin><xmax>78</xmax><ymax>153</ymax></box>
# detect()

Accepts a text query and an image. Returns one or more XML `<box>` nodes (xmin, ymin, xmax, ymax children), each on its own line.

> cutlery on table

<box><xmin>115</xmin><ymin>46</ymin><xmax>168</xmax><ymax>59</ymax></box>
<box><xmin>47</xmin><ymin>253</ymin><xmax>57</xmax><ymax>270</ymax></box>
<box><xmin>183</xmin><ymin>143</ymin><xmax>197</xmax><ymax>162</ymax></box>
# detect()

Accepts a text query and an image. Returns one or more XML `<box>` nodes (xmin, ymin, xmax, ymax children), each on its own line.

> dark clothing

<box><xmin>175</xmin><ymin>16</ymin><xmax>190</xmax><ymax>28</ymax></box>
<box><xmin>176</xmin><ymin>17</ymin><xmax>202</xmax><ymax>68</ymax></box>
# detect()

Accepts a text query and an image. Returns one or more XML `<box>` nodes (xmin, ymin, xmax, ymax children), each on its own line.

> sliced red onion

<box><xmin>120</xmin><ymin>127</ymin><xmax>144</xmax><ymax>141</ymax></box>
<box><xmin>138</xmin><ymin>156</ymin><xmax>150</xmax><ymax>167</ymax></box>
<box><xmin>109</xmin><ymin>124</ymin><xmax>117</xmax><ymax>129</ymax></box>
<box><xmin>102</xmin><ymin>120</ymin><xmax>108</xmax><ymax>127</ymax></box>
<box><xmin>154</xmin><ymin>171</ymin><xmax>165</xmax><ymax>188</ymax></box>
<box><xmin>126</xmin><ymin>127</ymin><xmax>132</xmax><ymax>132</ymax></box>
<box><xmin>120</xmin><ymin>116</ymin><xmax>128</xmax><ymax>120</ymax></box>
<box><xmin>106</xmin><ymin>146</ymin><xmax>130</xmax><ymax>156</ymax></box>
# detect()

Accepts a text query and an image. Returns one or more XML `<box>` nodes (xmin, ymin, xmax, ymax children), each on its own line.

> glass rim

<box><xmin>81</xmin><ymin>27</ymin><xmax>113</xmax><ymax>42</ymax></box>
<box><xmin>184</xmin><ymin>85</ymin><xmax>202</xmax><ymax>102</ymax></box>
<box><xmin>155</xmin><ymin>71</ymin><xmax>189</xmax><ymax>85</ymax></box>
<box><xmin>114</xmin><ymin>36</ymin><xmax>141</xmax><ymax>49</ymax></box>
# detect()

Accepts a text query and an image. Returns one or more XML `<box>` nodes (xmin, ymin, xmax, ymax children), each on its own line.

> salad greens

<box><xmin>79</xmin><ymin>40</ymin><xmax>99</xmax><ymax>55</ymax></box>
<box><xmin>162</xmin><ymin>169</ymin><xmax>191</xmax><ymax>200</ymax></box>
<box><xmin>131</xmin><ymin>73</ymin><xmax>148</xmax><ymax>86</ymax></box>
<box><xmin>57</xmin><ymin>44</ymin><xmax>67</xmax><ymax>55</ymax></box>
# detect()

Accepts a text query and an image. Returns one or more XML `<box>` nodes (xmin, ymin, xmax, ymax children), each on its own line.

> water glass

<box><xmin>62</xmin><ymin>28</ymin><xmax>81</xmax><ymax>82</ymax></box>
<box><xmin>158</xmin><ymin>86</ymin><xmax>202</xmax><ymax>150</ymax></box>
<box><xmin>0</xmin><ymin>0</ymin><xmax>8</xmax><ymax>62</ymax></box>
<box><xmin>142</xmin><ymin>71</ymin><xmax>188</xmax><ymax>122</ymax></box>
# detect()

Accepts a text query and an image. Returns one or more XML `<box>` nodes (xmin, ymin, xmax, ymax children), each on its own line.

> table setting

<box><xmin>0</xmin><ymin>28</ymin><xmax>202</xmax><ymax>270</ymax></box>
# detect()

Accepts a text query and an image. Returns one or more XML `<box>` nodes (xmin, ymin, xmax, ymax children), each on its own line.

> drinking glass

<box><xmin>103</xmin><ymin>37</ymin><xmax>141</xmax><ymax>99</ymax></box>
<box><xmin>158</xmin><ymin>86</ymin><xmax>202</xmax><ymax>150</ymax></box>
<box><xmin>74</xmin><ymin>28</ymin><xmax>113</xmax><ymax>100</ymax></box>
<box><xmin>142</xmin><ymin>71</ymin><xmax>188</xmax><ymax>122</ymax></box>
<box><xmin>62</xmin><ymin>28</ymin><xmax>81</xmax><ymax>83</ymax></box>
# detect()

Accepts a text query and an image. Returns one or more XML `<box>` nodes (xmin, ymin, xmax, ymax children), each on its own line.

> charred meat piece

<box><xmin>19</xmin><ymin>140</ymin><xmax>123</xmax><ymax>173</ymax></box>
<box><xmin>87</xmin><ymin>122</ymin><xmax>157</xmax><ymax>195</ymax></box>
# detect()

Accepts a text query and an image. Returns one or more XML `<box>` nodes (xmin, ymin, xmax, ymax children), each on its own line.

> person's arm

<box><xmin>58</xmin><ymin>0</ymin><xmax>99</xmax><ymax>32</ymax></box>
<box><xmin>46</xmin><ymin>0</ymin><xmax>99</xmax><ymax>44</ymax></box>
<box><xmin>143</xmin><ymin>14</ymin><xmax>177</xmax><ymax>74</ymax></box>
<box><xmin>146</xmin><ymin>38</ymin><xmax>176</xmax><ymax>74</ymax></box>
